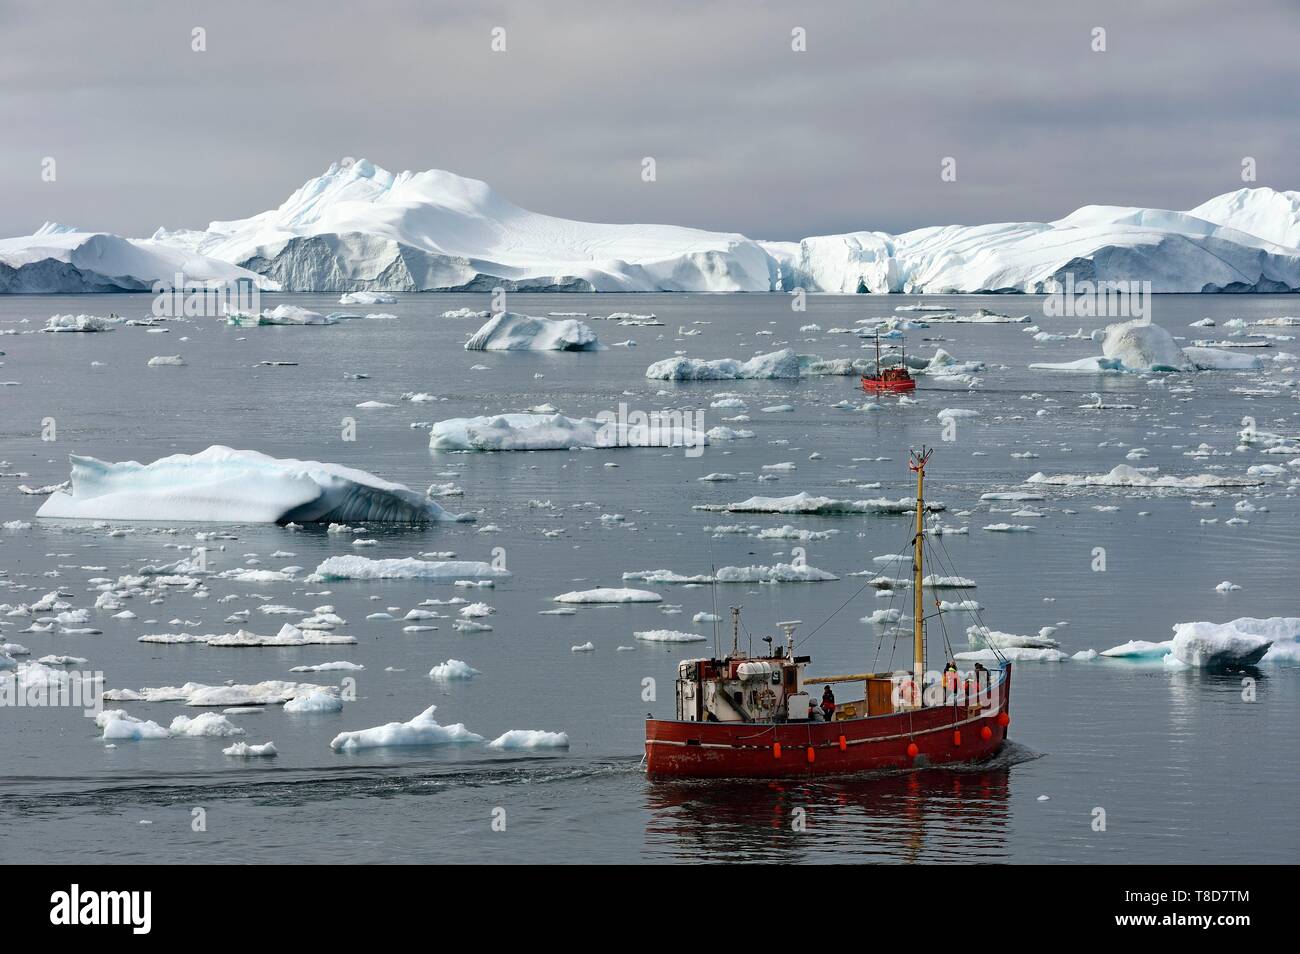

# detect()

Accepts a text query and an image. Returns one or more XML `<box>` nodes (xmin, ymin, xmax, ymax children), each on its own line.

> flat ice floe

<box><xmin>698</xmin><ymin>491</ymin><xmax>941</xmax><ymax>515</ymax></box>
<box><xmin>139</xmin><ymin>623</ymin><xmax>356</xmax><ymax>647</ymax></box>
<box><xmin>1030</xmin><ymin>318</ymin><xmax>1268</xmax><ymax>373</ymax></box>
<box><xmin>329</xmin><ymin>704</ymin><xmax>483</xmax><ymax>751</ymax></box>
<box><xmin>635</xmin><ymin>629</ymin><xmax>708</xmax><ymax>643</ymax></box>
<box><xmin>645</xmin><ymin>348</ymin><xmax>802</xmax><ymax>380</ymax></box>
<box><xmin>487</xmin><ymin>729</ymin><xmax>570</xmax><ymax>749</ymax></box>
<box><xmin>36</xmin><ymin>446</ymin><xmax>467</xmax><ymax>524</ymax></box>
<box><xmin>1026</xmin><ymin>464</ymin><xmax>1263</xmax><ymax>490</ymax></box>
<box><xmin>553</xmin><ymin>587</ymin><xmax>662</xmax><ymax>604</ymax></box>
<box><xmin>464</xmin><ymin>312</ymin><xmax>602</xmax><ymax>351</ymax></box>
<box><xmin>105</xmin><ymin>680</ymin><xmax>335</xmax><ymax>707</ymax></box>
<box><xmin>339</xmin><ymin>291</ymin><xmax>396</xmax><ymax>305</ymax></box>
<box><xmin>430</xmin><ymin>412</ymin><xmax>706</xmax><ymax>452</ymax></box>
<box><xmin>623</xmin><ymin>564</ymin><xmax>837</xmax><ymax>583</ymax></box>
<box><xmin>310</xmin><ymin>556</ymin><xmax>510</xmax><ymax>582</ymax></box>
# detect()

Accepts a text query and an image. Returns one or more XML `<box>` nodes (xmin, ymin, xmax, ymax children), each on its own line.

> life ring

<box><xmin>755</xmin><ymin>687</ymin><xmax>777</xmax><ymax>712</ymax></box>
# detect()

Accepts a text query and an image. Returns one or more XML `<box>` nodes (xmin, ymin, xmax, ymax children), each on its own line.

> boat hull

<box><xmin>861</xmin><ymin>376</ymin><xmax>916</xmax><ymax>394</ymax></box>
<box><xmin>646</xmin><ymin>666</ymin><xmax>1011</xmax><ymax>779</ymax></box>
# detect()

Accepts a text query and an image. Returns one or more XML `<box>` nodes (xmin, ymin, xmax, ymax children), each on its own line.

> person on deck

<box><xmin>820</xmin><ymin>686</ymin><xmax>836</xmax><ymax>721</ymax></box>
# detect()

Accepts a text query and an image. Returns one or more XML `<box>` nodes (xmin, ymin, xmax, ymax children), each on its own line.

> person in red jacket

<box><xmin>820</xmin><ymin>685</ymin><xmax>836</xmax><ymax>721</ymax></box>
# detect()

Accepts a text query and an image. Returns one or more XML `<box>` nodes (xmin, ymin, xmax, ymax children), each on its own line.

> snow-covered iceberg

<box><xmin>429</xmin><ymin>412</ymin><xmax>706</xmax><ymax>452</ymax></box>
<box><xmin>36</xmin><ymin>446</ymin><xmax>465</xmax><ymax>524</ymax></box>
<box><xmin>464</xmin><ymin>312</ymin><xmax>601</xmax><ymax>351</ymax></box>
<box><xmin>1170</xmin><ymin>617</ymin><xmax>1288</xmax><ymax>668</ymax></box>
<box><xmin>0</xmin><ymin>221</ymin><xmax>272</xmax><ymax>294</ymax></box>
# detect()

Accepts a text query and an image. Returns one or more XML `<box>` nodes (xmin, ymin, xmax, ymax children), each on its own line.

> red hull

<box><xmin>862</xmin><ymin>376</ymin><xmax>916</xmax><ymax>394</ymax></box>
<box><xmin>646</xmin><ymin>666</ymin><xmax>1011</xmax><ymax>779</ymax></box>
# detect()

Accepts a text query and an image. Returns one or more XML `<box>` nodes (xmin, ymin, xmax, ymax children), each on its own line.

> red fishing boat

<box><xmin>645</xmin><ymin>449</ymin><xmax>1011</xmax><ymax>779</ymax></box>
<box><xmin>861</xmin><ymin>332</ymin><xmax>916</xmax><ymax>393</ymax></box>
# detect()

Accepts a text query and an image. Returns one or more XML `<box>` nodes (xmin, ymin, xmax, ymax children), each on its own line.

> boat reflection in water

<box><xmin>642</xmin><ymin>747</ymin><xmax>1027</xmax><ymax>863</ymax></box>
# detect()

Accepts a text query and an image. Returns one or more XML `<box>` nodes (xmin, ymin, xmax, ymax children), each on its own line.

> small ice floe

<box><xmin>967</xmin><ymin>626</ymin><xmax>1059</xmax><ymax>649</ymax></box>
<box><xmin>553</xmin><ymin>587</ymin><xmax>662</xmax><ymax>604</ymax></box>
<box><xmin>289</xmin><ymin>661</ymin><xmax>364</xmax><ymax>672</ymax></box>
<box><xmin>310</xmin><ymin>556</ymin><xmax>509</xmax><ymax>582</ymax></box>
<box><xmin>429</xmin><ymin>659</ymin><xmax>480</xmax><ymax>680</ymax></box>
<box><xmin>693</xmin><ymin>612</ymin><xmax>721</xmax><ymax>623</ymax></box>
<box><xmin>36</xmin><ymin>446</ymin><xmax>468</xmax><ymax>523</ymax></box>
<box><xmin>330</xmin><ymin>704</ymin><xmax>482</xmax><ymax>751</ymax></box>
<box><xmin>169</xmin><ymin>713</ymin><xmax>245</xmax><ymax>738</ymax></box>
<box><xmin>283</xmin><ymin>690</ymin><xmax>344</xmax><ymax>713</ymax></box>
<box><xmin>700</xmin><ymin>491</ymin><xmax>941</xmax><ymax>515</ymax></box>
<box><xmin>570</xmin><ymin>642</ymin><xmax>595</xmax><ymax>652</ymax></box>
<box><xmin>465</xmin><ymin>312</ymin><xmax>602</xmax><ymax>351</ymax></box>
<box><xmin>339</xmin><ymin>291</ymin><xmax>397</xmax><ymax>305</ymax></box>
<box><xmin>487</xmin><ymin>729</ymin><xmax>569</xmax><ymax>749</ymax></box>
<box><xmin>43</xmin><ymin>314</ymin><xmax>119</xmax><ymax>333</ymax></box>
<box><xmin>430</xmin><ymin>411</ymin><xmax>705</xmax><ymax>452</ymax></box>
<box><xmin>98</xmin><ymin>711</ymin><xmax>170</xmax><ymax>741</ymax></box>
<box><xmin>223</xmin><ymin>741</ymin><xmax>278</xmax><ymax>757</ymax></box>
<box><xmin>147</xmin><ymin>355</ymin><xmax>186</xmax><ymax>367</ymax></box>
<box><xmin>983</xmin><ymin>523</ymin><xmax>1035</xmax><ymax>532</ymax></box>
<box><xmin>1215</xmin><ymin>581</ymin><xmax>1241</xmax><ymax>593</ymax></box>
<box><xmin>635</xmin><ymin>629</ymin><xmax>708</xmax><ymax>643</ymax></box>
<box><xmin>862</xmin><ymin>608</ymin><xmax>903</xmax><ymax>625</ymax></box>
<box><xmin>1026</xmin><ymin>464</ymin><xmax>1262</xmax><ymax>490</ymax></box>
<box><xmin>645</xmin><ymin>349</ymin><xmax>801</xmax><ymax>380</ymax></box>
<box><xmin>922</xmin><ymin>575</ymin><xmax>976</xmax><ymax>588</ymax></box>
<box><xmin>106</xmin><ymin>680</ymin><xmax>335</xmax><ymax>708</ymax></box>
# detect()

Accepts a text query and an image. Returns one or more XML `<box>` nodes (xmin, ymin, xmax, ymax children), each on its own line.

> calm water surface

<box><xmin>1</xmin><ymin>292</ymin><xmax>1296</xmax><ymax>863</ymax></box>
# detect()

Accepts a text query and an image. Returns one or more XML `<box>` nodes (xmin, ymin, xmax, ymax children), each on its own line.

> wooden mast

<box><xmin>910</xmin><ymin>447</ymin><xmax>932</xmax><ymax>705</ymax></box>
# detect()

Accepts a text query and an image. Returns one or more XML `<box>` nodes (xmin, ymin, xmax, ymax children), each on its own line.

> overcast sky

<box><xmin>2</xmin><ymin>0</ymin><xmax>1297</xmax><ymax>241</ymax></box>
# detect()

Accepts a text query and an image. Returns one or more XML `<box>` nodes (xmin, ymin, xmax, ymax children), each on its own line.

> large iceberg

<box><xmin>12</xmin><ymin>166</ymin><xmax>1300</xmax><ymax>294</ymax></box>
<box><xmin>464</xmin><ymin>312</ymin><xmax>601</xmax><ymax>351</ymax></box>
<box><xmin>429</xmin><ymin>412</ymin><xmax>706</xmax><ymax>452</ymax></box>
<box><xmin>0</xmin><ymin>221</ymin><xmax>271</xmax><ymax>294</ymax></box>
<box><xmin>36</xmin><ymin>446</ymin><xmax>465</xmax><ymax>524</ymax></box>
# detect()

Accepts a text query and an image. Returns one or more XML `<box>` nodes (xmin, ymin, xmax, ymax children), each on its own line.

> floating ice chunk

<box><xmin>1170</xmin><ymin>617</ymin><xmax>1292</xmax><ymax>668</ymax></box>
<box><xmin>967</xmin><ymin>626</ymin><xmax>1059</xmax><ymax>649</ymax></box>
<box><xmin>706</xmin><ymin>491</ymin><xmax>939</xmax><ymax>515</ymax></box>
<box><xmin>1099</xmin><ymin>639</ymin><xmax>1173</xmax><ymax>659</ymax></box>
<box><xmin>955</xmin><ymin>646</ymin><xmax>1069</xmax><ymax>662</ymax></box>
<box><xmin>232</xmin><ymin>304</ymin><xmax>332</xmax><ymax>326</ymax></box>
<box><xmin>106</xmin><ymin>679</ymin><xmax>332</xmax><ymax>707</ymax></box>
<box><xmin>1026</xmin><ymin>464</ymin><xmax>1262</xmax><ymax>490</ymax></box>
<box><xmin>223</xmin><ymin>741</ymin><xmax>278</xmax><ymax>757</ymax></box>
<box><xmin>715</xmin><ymin>564</ymin><xmax>837</xmax><ymax>583</ymax></box>
<box><xmin>36</xmin><ymin>445</ymin><xmax>466</xmax><ymax>524</ymax></box>
<box><xmin>429</xmin><ymin>412</ymin><xmax>705</xmax><ymax>452</ymax></box>
<box><xmin>283</xmin><ymin>689</ymin><xmax>344</xmax><ymax>713</ymax></box>
<box><xmin>329</xmin><ymin>704</ymin><xmax>483</xmax><ymax>751</ymax></box>
<box><xmin>1183</xmin><ymin>347</ymin><xmax>1264</xmax><ymax>370</ymax></box>
<box><xmin>339</xmin><ymin>291</ymin><xmax>396</xmax><ymax>305</ymax></box>
<box><xmin>169</xmin><ymin>712</ymin><xmax>245</xmax><ymax>738</ymax></box>
<box><xmin>1029</xmin><ymin>356</ymin><xmax>1125</xmax><ymax>373</ymax></box>
<box><xmin>310</xmin><ymin>556</ymin><xmax>509</xmax><ymax>582</ymax></box>
<box><xmin>571</xmin><ymin>641</ymin><xmax>595</xmax><ymax>652</ymax></box>
<box><xmin>645</xmin><ymin>348</ymin><xmax>802</xmax><ymax>380</ymax></box>
<box><xmin>1101</xmin><ymin>319</ymin><xmax>1195</xmax><ymax>372</ymax></box>
<box><xmin>635</xmin><ymin>629</ymin><xmax>708</xmax><ymax>642</ymax></box>
<box><xmin>487</xmin><ymin>729</ymin><xmax>569</xmax><ymax>749</ymax></box>
<box><xmin>465</xmin><ymin>312</ymin><xmax>601</xmax><ymax>351</ymax></box>
<box><xmin>147</xmin><ymin>355</ymin><xmax>186</xmax><ymax>367</ymax></box>
<box><xmin>101</xmin><ymin>713</ymin><xmax>170</xmax><ymax>741</ymax></box>
<box><xmin>429</xmin><ymin>659</ymin><xmax>480</xmax><ymax>680</ymax></box>
<box><xmin>44</xmin><ymin>314</ymin><xmax>119</xmax><ymax>332</ymax></box>
<box><xmin>554</xmin><ymin>587</ymin><xmax>662</xmax><ymax>603</ymax></box>
<box><xmin>289</xmin><ymin>661</ymin><xmax>364</xmax><ymax>672</ymax></box>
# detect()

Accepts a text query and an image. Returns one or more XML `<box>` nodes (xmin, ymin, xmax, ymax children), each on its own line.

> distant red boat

<box><xmin>646</xmin><ymin>449</ymin><xmax>1012</xmax><ymax>779</ymax></box>
<box><xmin>861</xmin><ymin>331</ymin><xmax>916</xmax><ymax>393</ymax></box>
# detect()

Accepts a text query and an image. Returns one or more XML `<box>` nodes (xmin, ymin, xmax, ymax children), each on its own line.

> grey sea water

<box><xmin>1</xmin><ymin>292</ymin><xmax>1297</xmax><ymax>864</ymax></box>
